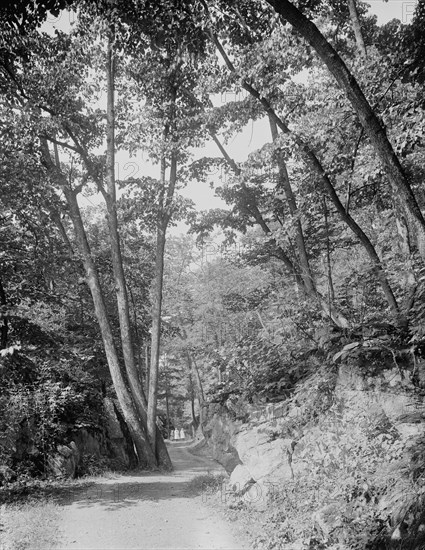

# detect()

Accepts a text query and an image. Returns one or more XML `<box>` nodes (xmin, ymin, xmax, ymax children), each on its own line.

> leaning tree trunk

<box><xmin>269</xmin><ymin>116</ymin><xmax>315</xmax><ymax>295</ymax></box>
<box><xmin>266</xmin><ymin>0</ymin><xmax>425</xmax><ymax>256</ymax></box>
<box><xmin>205</xmin><ymin>31</ymin><xmax>400</xmax><ymax>321</ymax></box>
<box><xmin>40</xmin><ymin>135</ymin><xmax>157</xmax><ymax>467</ymax></box>
<box><xmin>61</xmin><ymin>182</ymin><xmax>155</xmax><ymax>467</ymax></box>
<box><xmin>209</xmin><ymin>129</ymin><xmax>352</xmax><ymax>327</ymax></box>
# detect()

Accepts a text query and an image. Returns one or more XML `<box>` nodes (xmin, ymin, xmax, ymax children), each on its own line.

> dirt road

<box><xmin>56</xmin><ymin>441</ymin><xmax>249</xmax><ymax>550</ymax></box>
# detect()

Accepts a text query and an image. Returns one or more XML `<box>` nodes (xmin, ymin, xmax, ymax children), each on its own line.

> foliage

<box><xmin>0</xmin><ymin>337</ymin><xmax>106</xmax><ymax>480</ymax></box>
<box><xmin>187</xmin><ymin>472</ymin><xmax>227</xmax><ymax>496</ymax></box>
<box><xmin>1</xmin><ymin>0</ymin><xmax>425</xmax><ymax>526</ymax></box>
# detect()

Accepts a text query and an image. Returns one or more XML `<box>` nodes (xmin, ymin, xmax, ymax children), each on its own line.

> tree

<box><xmin>265</xmin><ymin>0</ymin><xmax>425</xmax><ymax>256</ymax></box>
<box><xmin>0</xmin><ymin>14</ymin><xmax>169</xmax><ymax>466</ymax></box>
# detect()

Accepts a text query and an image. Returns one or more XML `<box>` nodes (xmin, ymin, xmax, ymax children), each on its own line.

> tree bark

<box><xmin>323</xmin><ymin>197</ymin><xmax>336</xmax><ymax>304</ymax></box>
<box><xmin>147</xmin><ymin>220</ymin><xmax>167</xmax><ymax>454</ymax></box>
<box><xmin>165</xmin><ymin>369</ymin><xmax>171</xmax><ymax>440</ymax></box>
<box><xmin>0</xmin><ymin>278</ymin><xmax>9</xmax><ymax>350</ymax></box>
<box><xmin>266</xmin><ymin>0</ymin><xmax>425</xmax><ymax>255</ymax></box>
<box><xmin>188</xmin><ymin>371</ymin><xmax>198</xmax><ymax>431</ymax></box>
<box><xmin>40</xmin><ymin>136</ymin><xmax>160</xmax><ymax>467</ymax></box>
<box><xmin>347</xmin><ymin>0</ymin><xmax>367</xmax><ymax>56</ymax></box>
<box><xmin>147</xmin><ymin>127</ymin><xmax>177</xmax><ymax>458</ymax></box>
<box><xmin>269</xmin><ymin>116</ymin><xmax>315</xmax><ymax>295</ymax></box>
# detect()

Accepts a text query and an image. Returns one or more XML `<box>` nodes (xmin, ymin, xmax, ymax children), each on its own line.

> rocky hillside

<box><xmin>202</xmin><ymin>352</ymin><xmax>425</xmax><ymax>549</ymax></box>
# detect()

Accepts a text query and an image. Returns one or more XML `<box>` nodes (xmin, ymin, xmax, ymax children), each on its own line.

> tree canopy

<box><xmin>2</xmin><ymin>4</ymin><xmax>425</xmax><ymax>544</ymax></box>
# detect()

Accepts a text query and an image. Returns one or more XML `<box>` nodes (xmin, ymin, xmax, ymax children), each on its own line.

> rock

<box><xmin>48</xmin><ymin>441</ymin><xmax>80</xmax><ymax>478</ymax></box>
<box><xmin>0</xmin><ymin>465</ymin><xmax>15</xmax><ymax>484</ymax></box>
<box><xmin>57</xmin><ymin>444</ymin><xmax>74</xmax><ymax>458</ymax></box>
<box><xmin>72</xmin><ymin>429</ymin><xmax>102</xmax><ymax>457</ymax></box>
<box><xmin>202</xmin><ymin>405</ymin><xmax>242</xmax><ymax>473</ymax></box>
<box><xmin>200</xmin><ymin>358</ymin><xmax>425</xmax><ymax>548</ymax></box>
<box><xmin>234</xmin><ymin>428</ymin><xmax>293</xmax><ymax>482</ymax></box>
<box><xmin>229</xmin><ymin>464</ymin><xmax>255</xmax><ymax>494</ymax></box>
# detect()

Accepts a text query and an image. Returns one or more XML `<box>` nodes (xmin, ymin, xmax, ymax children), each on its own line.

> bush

<box><xmin>0</xmin><ymin>347</ymin><xmax>105</xmax><ymax>482</ymax></box>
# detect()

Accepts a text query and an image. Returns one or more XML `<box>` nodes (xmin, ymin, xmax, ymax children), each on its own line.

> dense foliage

<box><xmin>1</xmin><ymin>0</ymin><xmax>425</xmax><ymax>546</ymax></box>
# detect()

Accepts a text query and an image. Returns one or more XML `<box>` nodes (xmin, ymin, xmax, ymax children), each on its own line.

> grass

<box><xmin>0</xmin><ymin>475</ymin><xmax>106</xmax><ymax>550</ymax></box>
<box><xmin>186</xmin><ymin>472</ymin><xmax>227</xmax><ymax>497</ymax></box>
<box><xmin>1</xmin><ymin>499</ymin><xmax>61</xmax><ymax>550</ymax></box>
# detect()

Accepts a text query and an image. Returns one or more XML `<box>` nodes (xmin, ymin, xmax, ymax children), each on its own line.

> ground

<box><xmin>34</xmin><ymin>440</ymin><xmax>250</xmax><ymax>550</ymax></box>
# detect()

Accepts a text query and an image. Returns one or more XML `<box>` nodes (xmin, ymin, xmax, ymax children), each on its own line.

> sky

<box><xmin>41</xmin><ymin>1</ymin><xmax>418</xmax><ymax>226</ymax></box>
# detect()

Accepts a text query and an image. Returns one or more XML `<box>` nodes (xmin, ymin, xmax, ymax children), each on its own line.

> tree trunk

<box><xmin>62</xmin><ymin>183</ymin><xmax>155</xmax><ymax>467</ymax></box>
<box><xmin>189</xmin><ymin>371</ymin><xmax>198</xmax><ymax>432</ymax></box>
<box><xmin>147</xmin><ymin>90</ymin><xmax>178</xmax><ymax>461</ymax></box>
<box><xmin>40</xmin><ymin>136</ymin><xmax>160</xmax><ymax>467</ymax></box>
<box><xmin>266</xmin><ymin>0</ymin><xmax>425</xmax><ymax>255</ymax></box>
<box><xmin>104</xmin><ymin>33</ymin><xmax>169</xmax><ymax>468</ymax></box>
<box><xmin>323</xmin><ymin>197</ymin><xmax>336</xmax><ymax>304</ymax></box>
<box><xmin>207</xmin><ymin>35</ymin><xmax>399</xmax><ymax>320</ymax></box>
<box><xmin>0</xmin><ymin>278</ymin><xmax>9</xmax><ymax>350</ymax></box>
<box><xmin>145</xmin><ymin>344</ymin><xmax>150</xmax><ymax>388</ymax></box>
<box><xmin>147</xmin><ymin>219</ymin><xmax>167</xmax><ymax>454</ymax></box>
<box><xmin>128</xmin><ymin>284</ymin><xmax>143</xmax><ymax>383</ymax></box>
<box><xmin>269</xmin><ymin>116</ymin><xmax>315</xmax><ymax>294</ymax></box>
<box><xmin>347</xmin><ymin>0</ymin><xmax>367</xmax><ymax>56</ymax></box>
<box><xmin>165</xmin><ymin>370</ymin><xmax>171</xmax><ymax>440</ymax></box>
<box><xmin>210</xmin><ymin>130</ymin><xmax>351</xmax><ymax>328</ymax></box>
<box><xmin>184</xmin><ymin>350</ymin><xmax>205</xmax><ymax>426</ymax></box>
<box><xmin>188</xmin><ymin>352</ymin><xmax>205</xmax><ymax>405</ymax></box>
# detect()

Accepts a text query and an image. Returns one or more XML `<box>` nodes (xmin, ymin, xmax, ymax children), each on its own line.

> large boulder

<box><xmin>229</xmin><ymin>464</ymin><xmax>255</xmax><ymax>494</ymax></box>
<box><xmin>201</xmin><ymin>403</ymin><xmax>242</xmax><ymax>473</ymax></box>
<box><xmin>234</xmin><ymin>426</ymin><xmax>294</xmax><ymax>482</ymax></box>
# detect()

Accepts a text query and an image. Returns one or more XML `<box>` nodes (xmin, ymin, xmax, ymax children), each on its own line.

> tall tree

<box><xmin>265</xmin><ymin>0</ymin><xmax>425</xmax><ymax>255</ymax></box>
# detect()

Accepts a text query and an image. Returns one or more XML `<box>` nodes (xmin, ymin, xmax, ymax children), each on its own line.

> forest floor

<box><xmin>1</xmin><ymin>441</ymin><xmax>251</xmax><ymax>550</ymax></box>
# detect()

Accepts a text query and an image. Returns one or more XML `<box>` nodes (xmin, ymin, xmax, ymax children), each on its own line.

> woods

<box><xmin>1</xmin><ymin>0</ymin><xmax>425</xmax><ymax>547</ymax></box>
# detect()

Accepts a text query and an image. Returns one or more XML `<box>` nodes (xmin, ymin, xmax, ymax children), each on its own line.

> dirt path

<box><xmin>56</xmin><ymin>441</ymin><xmax>250</xmax><ymax>550</ymax></box>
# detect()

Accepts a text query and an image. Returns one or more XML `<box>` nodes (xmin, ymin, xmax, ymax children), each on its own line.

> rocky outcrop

<box><xmin>202</xmin><ymin>360</ymin><xmax>425</xmax><ymax>545</ymax></box>
<box><xmin>201</xmin><ymin>403</ymin><xmax>241</xmax><ymax>474</ymax></box>
<box><xmin>47</xmin><ymin>441</ymin><xmax>80</xmax><ymax>478</ymax></box>
<box><xmin>6</xmin><ymin>397</ymin><xmax>138</xmax><ymax>481</ymax></box>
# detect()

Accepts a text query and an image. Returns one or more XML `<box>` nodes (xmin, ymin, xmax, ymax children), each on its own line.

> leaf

<box><xmin>332</xmin><ymin>342</ymin><xmax>361</xmax><ymax>363</ymax></box>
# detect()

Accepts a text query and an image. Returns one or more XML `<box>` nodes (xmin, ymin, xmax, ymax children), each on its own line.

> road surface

<box><xmin>56</xmin><ymin>441</ymin><xmax>249</xmax><ymax>550</ymax></box>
